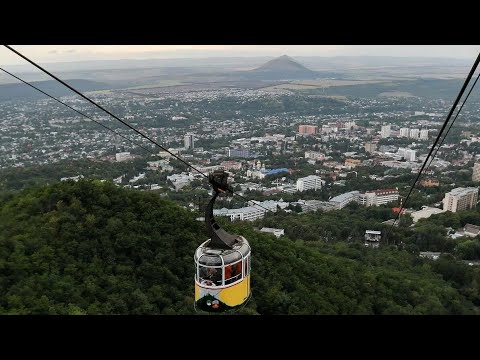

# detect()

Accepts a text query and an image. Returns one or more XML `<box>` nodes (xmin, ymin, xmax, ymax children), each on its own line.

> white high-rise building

<box><xmin>404</xmin><ymin>149</ymin><xmax>416</xmax><ymax>162</ymax></box>
<box><xmin>359</xmin><ymin>189</ymin><xmax>399</xmax><ymax>207</ymax></box>
<box><xmin>381</xmin><ymin>125</ymin><xmax>391</xmax><ymax>138</ymax></box>
<box><xmin>420</xmin><ymin>129</ymin><xmax>429</xmax><ymax>140</ymax></box>
<box><xmin>400</xmin><ymin>128</ymin><xmax>410</xmax><ymax>137</ymax></box>
<box><xmin>473</xmin><ymin>162</ymin><xmax>480</xmax><ymax>182</ymax></box>
<box><xmin>443</xmin><ymin>187</ymin><xmax>478</xmax><ymax>212</ymax></box>
<box><xmin>296</xmin><ymin>175</ymin><xmax>325</xmax><ymax>192</ymax></box>
<box><xmin>410</xmin><ymin>129</ymin><xmax>420</xmax><ymax>139</ymax></box>
<box><xmin>359</xmin><ymin>192</ymin><xmax>377</xmax><ymax>207</ymax></box>
<box><xmin>373</xmin><ymin>189</ymin><xmax>400</xmax><ymax>206</ymax></box>
<box><xmin>184</xmin><ymin>134</ymin><xmax>195</xmax><ymax>150</ymax></box>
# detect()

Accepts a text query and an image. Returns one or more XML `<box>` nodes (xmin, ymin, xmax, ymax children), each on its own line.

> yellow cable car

<box><xmin>194</xmin><ymin>171</ymin><xmax>251</xmax><ymax>313</ymax></box>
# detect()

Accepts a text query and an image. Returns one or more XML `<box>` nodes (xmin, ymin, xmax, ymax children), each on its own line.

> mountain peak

<box><xmin>254</xmin><ymin>55</ymin><xmax>313</xmax><ymax>73</ymax></box>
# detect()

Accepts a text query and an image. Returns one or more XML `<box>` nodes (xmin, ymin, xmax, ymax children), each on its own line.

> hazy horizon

<box><xmin>1</xmin><ymin>45</ymin><xmax>479</xmax><ymax>66</ymax></box>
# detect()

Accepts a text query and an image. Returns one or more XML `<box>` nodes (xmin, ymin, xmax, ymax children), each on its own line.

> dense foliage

<box><xmin>0</xmin><ymin>158</ymin><xmax>152</xmax><ymax>192</ymax></box>
<box><xmin>0</xmin><ymin>180</ymin><xmax>478</xmax><ymax>314</ymax></box>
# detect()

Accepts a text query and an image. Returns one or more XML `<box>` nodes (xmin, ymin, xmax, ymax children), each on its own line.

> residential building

<box><xmin>329</xmin><ymin>191</ymin><xmax>360</xmax><ymax>209</ymax></box>
<box><xmin>359</xmin><ymin>189</ymin><xmax>399</xmax><ymax>207</ymax></box>
<box><xmin>359</xmin><ymin>192</ymin><xmax>377</xmax><ymax>207</ymax></box>
<box><xmin>442</xmin><ymin>187</ymin><xmax>479</xmax><ymax>212</ymax></box>
<box><xmin>473</xmin><ymin>162</ymin><xmax>480</xmax><ymax>182</ymax></box>
<box><xmin>381</xmin><ymin>125</ymin><xmax>391</xmax><ymax>138</ymax></box>
<box><xmin>404</xmin><ymin>149</ymin><xmax>416</xmax><ymax>162</ymax></box>
<box><xmin>296</xmin><ymin>175</ymin><xmax>324</xmax><ymax>192</ymax></box>
<box><xmin>345</xmin><ymin>120</ymin><xmax>355</xmax><ymax>130</ymax></box>
<box><xmin>158</xmin><ymin>150</ymin><xmax>178</xmax><ymax>159</ymax></box>
<box><xmin>321</xmin><ymin>125</ymin><xmax>334</xmax><ymax>134</ymax></box>
<box><xmin>374</xmin><ymin>189</ymin><xmax>399</xmax><ymax>205</ymax></box>
<box><xmin>420</xmin><ymin>129</ymin><xmax>429</xmax><ymax>140</ymax></box>
<box><xmin>304</xmin><ymin>151</ymin><xmax>325</xmax><ymax>161</ymax></box>
<box><xmin>184</xmin><ymin>133</ymin><xmax>195</xmax><ymax>149</ymax></box>
<box><xmin>364</xmin><ymin>142</ymin><xmax>377</xmax><ymax>153</ymax></box>
<box><xmin>399</xmin><ymin>128</ymin><xmax>410</xmax><ymax>137</ymax></box>
<box><xmin>410</xmin><ymin>129</ymin><xmax>420</xmax><ymax>139</ymax></box>
<box><xmin>293</xmin><ymin>200</ymin><xmax>337</xmax><ymax>212</ymax></box>
<box><xmin>380</xmin><ymin>145</ymin><xmax>396</xmax><ymax>153</ymax></box>
<box><xmin>298</xmin><ymin>125</ymin><xmax>318</xmax><ymax>135</ymax></box>
<box><xmin>228</xmin><ymin>148</ymin><xmax>250</xmax><ymax>158</ymax></box>
<box><xmin>220</xmin><ymin>160</ymin><xmax>242</xmax><ymax>171</ymax></box>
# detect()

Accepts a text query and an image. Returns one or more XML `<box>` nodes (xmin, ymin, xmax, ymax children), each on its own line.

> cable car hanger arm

<box><xmin>205</xmin><ymin>171</ymin><xmax>242</xmax><ymax>249</ymax></box>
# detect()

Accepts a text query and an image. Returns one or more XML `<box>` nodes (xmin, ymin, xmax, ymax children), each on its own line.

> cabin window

<box><xmin>224</xmin><ymin>260</ymin><xmax>243</xmax><ymax>285</ymax></box>
<box><xmin>199</xmin><ymin>266</ymin><xmax>223</xmax><ymax>286</ymax></box>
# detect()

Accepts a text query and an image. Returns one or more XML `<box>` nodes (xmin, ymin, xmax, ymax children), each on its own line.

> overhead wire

<box><xmin>385</xmin><ymin>52</ymin><xmax>480</xmax><ymax>242</ymax></box>
<box><xmin>2</xmin><ymin>46</ymin><xmax>274</xmax><ymax>214</ymax></box>
<box><xmin>424</xmin><ymin>71</ymin><xmax>480</xmax><ymax>173</ymax></box>
<box><xmin>0</xmin><ymin>66</ymin><xmax>158</xmax><ymax>156</ymax></box>
<box><xmin>8</xmin><ymin>45</ymin><xmax>479</xmax><ymax>227</ymax></box>
<box><xmin>3</xmin><ymin>44</ymin><xmax>209</xmax><ymax>179</ymax></box>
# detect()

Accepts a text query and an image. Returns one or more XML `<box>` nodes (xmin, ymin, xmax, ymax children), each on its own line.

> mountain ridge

<box><xmin>0</xmin><ymin>79</ymin><xmax>113</xmax><ymax>101</ymax></box>
<box><xmin>254</xmin><ymin>54</ymin><xmax>315</xmax><ymax>73</ymax></box>
<box><xmin>246</xmin><ymin>55</ymin><xmax>319</xmax><ymax>80</ymax></box>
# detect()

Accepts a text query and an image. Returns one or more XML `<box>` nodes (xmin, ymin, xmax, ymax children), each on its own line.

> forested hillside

<box><xmin>0</xmin><ymin>180</ymin><xmax>478</xmax><ymax>314</ymax></box>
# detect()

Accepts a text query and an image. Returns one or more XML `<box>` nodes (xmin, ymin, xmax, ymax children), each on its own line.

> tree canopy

<box><xmin>0</xmin><ymin>180</ymin><xmax>478</xmax><ymax>314</ymax></box>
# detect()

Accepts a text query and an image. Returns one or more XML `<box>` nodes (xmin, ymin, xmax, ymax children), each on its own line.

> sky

<box><xmin>0</xmin><ymin>45</ymin><xmax>479</xmax><ymax>65</ymax></box>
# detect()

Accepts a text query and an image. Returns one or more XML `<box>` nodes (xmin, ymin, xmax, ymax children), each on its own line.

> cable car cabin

<box><xmin>194</xmin><ymin>237</ymin><xmax>251</xmax><ymax>312</ymax></box>
<box><xmin>194</xmin><ymin>170</ymin><xmax>252</xmax><ymax>313</ymax></box>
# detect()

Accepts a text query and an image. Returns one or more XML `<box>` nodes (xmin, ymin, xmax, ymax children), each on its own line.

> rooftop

<box><xmin>448</xmin><ymin>187</ymin><xmax>479</xmax><ymax>196</ymax></box>
<box><xmin>330</xmin><ymin>191</ymin><xmax>360</xmax><ymax>203</ymax></box>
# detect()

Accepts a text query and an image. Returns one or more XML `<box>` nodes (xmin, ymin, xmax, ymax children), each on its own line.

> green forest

<box><xmin>1</xmin><ymin>180</ymin><xmax>479</xmax><ymax>314</ymax></box>
<box><xmin>256</xmin><ymin>202</ymin><xmax>480</xmax><ymax>256</ymax></box>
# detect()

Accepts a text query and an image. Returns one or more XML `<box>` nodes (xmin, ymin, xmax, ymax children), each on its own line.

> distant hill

<box><xmin>245</xmin><ymin>55</ymin><xmax>337</xmax><ymax>80</ymax></box>
<box><xmin>0</xmin><ymin>79</ymin><xmax>112</xmax><ymax>101</ymax></box>
<box><xmin>302</xmin><ymin>78</ymin><xmax>479</xmax><ymax>100</ymax></box>
<box><xmin>256</xmin><ymin>55</ymin><xmax>313</xmax><ymax>72</ymax></box>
